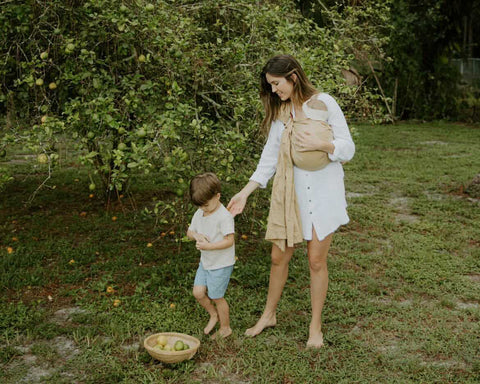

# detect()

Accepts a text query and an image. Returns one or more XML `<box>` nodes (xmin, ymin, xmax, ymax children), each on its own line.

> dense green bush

<box><xmin>0</xmin><ymin>0</ymin><xmax>389</xmax><ymax>202</ymax></box>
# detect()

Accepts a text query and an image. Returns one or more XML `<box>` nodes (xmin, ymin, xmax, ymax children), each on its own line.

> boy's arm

<box><xmin>187</xmin><ymin>229</ymin><xmax>210</xmax><ymax>243</ymax></box>
<box><xmin>196</xmin><ymin>233</ymin><xmax>234</xmax><ymax>251</ymax></box>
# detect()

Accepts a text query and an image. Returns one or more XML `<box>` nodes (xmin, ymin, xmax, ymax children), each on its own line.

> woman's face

<box><xmin>266</xmin><ymin>73</ymin><xmax>295</xmax><ymax>101</ymax></box>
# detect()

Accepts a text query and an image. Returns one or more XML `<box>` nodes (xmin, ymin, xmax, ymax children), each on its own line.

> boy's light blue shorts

<box><xmin>194</xmin><ymin>262</ymin><xmax>234</xmax><ymax>300</ymax></box>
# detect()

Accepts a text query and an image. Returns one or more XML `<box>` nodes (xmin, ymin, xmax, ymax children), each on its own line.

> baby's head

<box><xmin>190</xmin><ymin>172</ymin><xmax>221</xmax><ymax>212</ymax></box>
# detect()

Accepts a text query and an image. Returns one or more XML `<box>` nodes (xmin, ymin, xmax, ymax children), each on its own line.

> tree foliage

<box><xmin>0</xmin><ymin>0</ymin><xmax>391</xmax><ymax>202</ymax></box>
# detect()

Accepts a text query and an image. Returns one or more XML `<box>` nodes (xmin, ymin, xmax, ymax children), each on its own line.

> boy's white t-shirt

<box><xmin>188</xmin><ymin>204</ymin><xmax>235</xmax><ymax>270</ymax></box>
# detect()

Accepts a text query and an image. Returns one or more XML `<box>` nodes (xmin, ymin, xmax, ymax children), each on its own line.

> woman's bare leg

<box><xmin>306</xmin><ymin>230</ymin><xmax>333</xmax><ymax>348</ymax></box>
<box><xmin>245</xmin><ymin>244</ymin><xmax>294</xmax><ymax>337</ymax></box>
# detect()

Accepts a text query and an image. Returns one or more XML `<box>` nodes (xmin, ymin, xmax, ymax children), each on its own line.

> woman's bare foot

<box><xmin>306</xmin><ymin>331</ymin><xmax>324</xmax><ymax>349</ymax></box>
<box><xmin>244</xmin><ymin>313</ymin><xmax>276</xmax><ymax>337</ymax></box>
<box><xmin>204</xmin><ymin>313</ymin><xmax>218</xmax><ymax>335</ymax></box>
<box><xmin>211</xmin><ymin>327</ymin><xmax>232</xmax><ymax>340</ymax></box>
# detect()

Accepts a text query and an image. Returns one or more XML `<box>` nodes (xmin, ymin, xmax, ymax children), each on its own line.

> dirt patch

<box><xmin>53</xmin><ymin>336</ymin><xmax>81</xmax><ymax>359</ymax></box>
<box><xmin>419</xmin><ymin>141</ymin><xmax>449</xmax><ymax>145</ymax></box>
<box><xmin>389</xmin><ymin>196</ymin><xmax>419</xmax><ymax>224</ymax></box>
<box><xmin>52</xmin><ymin>307</ymin><xmax>89</xmax><ymax>324</ymax></box>
<box><xmin>466</xmin><ymin>274</ymin><xmax>480</xmax><ymax>283</ymax></box>
<box><xmin>456</xmin><ymin>301</ymin><xmax>480</xmax><ymax>310</ymax></box>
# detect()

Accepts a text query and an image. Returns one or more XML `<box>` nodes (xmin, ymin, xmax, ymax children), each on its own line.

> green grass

<box><xmin>1</xmin><ymin>121</ymin><xmax>480</xmax><ymax>383</ymax></box>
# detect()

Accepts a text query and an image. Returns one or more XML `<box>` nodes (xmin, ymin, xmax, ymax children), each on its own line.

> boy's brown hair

<box><xmin>189</xmin><ymin>172</ymin><xmax>221</xmax><ymax>206</ymax></box>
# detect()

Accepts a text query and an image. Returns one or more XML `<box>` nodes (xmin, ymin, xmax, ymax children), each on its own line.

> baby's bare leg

<box><xmin>211</xmin><ymin>298</ymin><xmax>232</xmax><ymax>339</ymax></box>
<box><xmin>193</xmin><ymin>286</ymin><xmax>218</xmax><ymax>334</ymax></box>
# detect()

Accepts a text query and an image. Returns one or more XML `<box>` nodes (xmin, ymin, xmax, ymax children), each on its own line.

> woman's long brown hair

<box><xmin>260</xmin><ymin>55</ymin><xmax>317</xmax><ymax>134</ymax></box>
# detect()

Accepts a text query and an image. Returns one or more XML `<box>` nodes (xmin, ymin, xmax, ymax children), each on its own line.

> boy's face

<box><xmin>200</xmin><ymin>193</ymin><xmax>221</xmax><ymax>215</ymax></box>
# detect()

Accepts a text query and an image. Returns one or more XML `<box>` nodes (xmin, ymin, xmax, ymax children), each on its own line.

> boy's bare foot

<box><xmin>244</xmin><ymin>314</ymin><xmax>276</xmax><ymax>337</ymax></box>
<box><xmin>211</xmin><ymin>327</ymin><xmax>232</xmax><ymax>340</ymax></box>
<box><xmin>204</xmin><ymin>313</ymin><xmax>218</xmax><ymax>335</ymax></box>
<box><xmin>306</xmin><ymin>331</ymin><xmax>324</xmax><ymax>349</ymax></box>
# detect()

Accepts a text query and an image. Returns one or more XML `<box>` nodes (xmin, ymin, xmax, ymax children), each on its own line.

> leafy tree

<box><xmin>382</xmin><ymin>0</ymin><xmax>480</xmax><ymax>120</ymax></box>
<box><xmin>0</xmin><ymin>0</ymin><xmax>389</xmax><ymax>203</ymax></box>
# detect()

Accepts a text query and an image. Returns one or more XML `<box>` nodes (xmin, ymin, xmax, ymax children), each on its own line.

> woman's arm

<box><xmin>227</xmin><ymin>180</ymin><xmax>260</xmax><ymax>217</ymax></box>
<box><xmin>294</xmin><ymin>93</ymin><xmax>354</xmax><ymax>162</ymax></box>
<box><xmin>320</xmin><ymin>93</ymin><xmax>355</xmax><ymax>162</ymax></box>
<box><xmin>228</xmin><ymin>120</ymin><xmax>283</xmax><ymax>217</ymax></box>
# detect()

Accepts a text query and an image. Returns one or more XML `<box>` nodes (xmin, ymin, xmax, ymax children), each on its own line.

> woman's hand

<box><xmin>227</xmin><ymin>192</ymin><xmax>248</xmax><ymax>217</ymax></box>
<box><xmin>294</xmin><ymin>130</ymin><xmax>334</xmax><ymax>154</ymax></box>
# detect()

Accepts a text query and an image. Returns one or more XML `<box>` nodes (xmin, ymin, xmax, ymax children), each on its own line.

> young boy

<box><xmin>187</xmin><ymin>172</ymin><xmax>235</xmax><ymax>339</ymax></box>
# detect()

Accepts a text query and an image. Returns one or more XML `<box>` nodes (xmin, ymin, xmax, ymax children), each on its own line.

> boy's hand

<box><xmin>193</xmin><ymin>233</ymin><xmax>210</xmax><ymax>243</ymax></box>
<box><xmin>195</xmin><ymin>238</ymin><xmax>212</xmax><ymax>250</ymax></box>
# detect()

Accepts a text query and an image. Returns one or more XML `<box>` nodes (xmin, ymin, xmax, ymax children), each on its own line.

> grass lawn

<box><xmin>1</xmin><ymin>121</ymin><xmax>479</xmax><ymax>383</ymax></box>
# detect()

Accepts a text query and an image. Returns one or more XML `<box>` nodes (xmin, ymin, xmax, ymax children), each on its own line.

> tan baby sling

<box><xmin>265</xmin><ymin>98</ymin><xmax>333</xmax><ymax>252</ymax></box>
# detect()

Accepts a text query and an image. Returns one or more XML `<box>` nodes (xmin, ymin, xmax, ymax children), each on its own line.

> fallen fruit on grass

<box><xmin>106</xmin><ymin>286</ymin><xmax>114</xmax><ymax>293</ymax></box>
<box><xmin>40</xmin><ymin>51</ymin><xmax>49</xmax><ymax>60</ymax></box>
<box><xmin>112</xmin><ymin>216</ymin><xmax>117</xmax><ymax>221</ymax></box>
<box><xmin>147</xmin><ymin>243</ymin><xmax>153</xmax><ymax>247</ymax></box>
<box><xmin>7</xmin><ymin>247</ymin><xmax>13</xmax><ymax>254</ymax></box>
<box><xmin>48</xmin><ymin>82</ymin><xmax>57</xmax><ymax>90</ymax></box>
<box><xmin>35</xmin><ymin>78</ymin><xmax>44</xmax><ymax>86</ymax></box>
<box><xmin>113</xmin><ymin>299</ymin><xmax>121</xmax><ymax>307</ymax></box>
<box><xmin>89</xmin><ymin>183</ymin><xmax>96</xmax><ymax>191</ymax></box>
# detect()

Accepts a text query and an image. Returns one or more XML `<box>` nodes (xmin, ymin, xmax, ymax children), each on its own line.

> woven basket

<box><xmin>144</xmin><ymin>332</ymin><xmax>200</xmax><ymax>364</ymax></box>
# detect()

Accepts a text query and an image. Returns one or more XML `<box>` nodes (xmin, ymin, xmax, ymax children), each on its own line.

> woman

<box><xmin>227</xmin><ymin>54</ymin><xmax>355</xmax><ymax>348</ymax></box>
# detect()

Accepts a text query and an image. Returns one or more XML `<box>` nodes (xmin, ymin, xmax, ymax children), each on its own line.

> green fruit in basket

<box><xmin>154</xmin><ymin>344</ymin><xmax>164</xmax><ymax>350</ymax></box>
<box><xmin>164</xmin><ymin>344</ymin><xmax>173</xmax><ymax>351</ymax></box>
<box><xmin>174</xmin><ymin>340</ymin><xmax>185</xmax><ymax>351</ymax></box>
<box><xmin>183</xmin><ymin>343</ymin><xmax>190</xmax><ymax>350</ymax></box>
<box><xmin>156</xmin><ymin>335</ymin><xmax>168</xmax><ymax>346</ymax></box>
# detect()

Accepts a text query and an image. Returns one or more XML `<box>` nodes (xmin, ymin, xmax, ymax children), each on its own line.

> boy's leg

<box><xmin>212</xmin><ymin>298</ymin><xmax>232</xmax><ymax>338</ymax></box>
<box><xmin>193</xmin><ymin>285</ymin><xmax>218</xmax><ymax>334</ymax></box>
<box><xmin>206</xmin><ymin>265</ymin><xmax>234</xmax><ymax>339</ymax></box>
<box><xmin>193</xmin><ymin>263</ymin><xmax>218</xmax><ymax>335</ymax></box>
